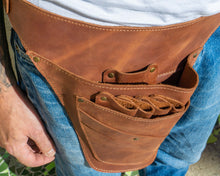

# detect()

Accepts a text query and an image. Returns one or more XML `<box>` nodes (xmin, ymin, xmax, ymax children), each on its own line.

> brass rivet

<box><xmin>78</xmin><ymin>98</ymin><xmax>84</xmax><ymax>102</ymax></box>
<box><xmin>100</xmin><ymin>96</ymin><xmax>108</xmax><ymax>101</ymax></box>
<box><xmin>193</xmin><ymin>53</ymin><xmax>197</xmax><ymax>58</ymax></box>
<box><xmin>108</xmin><ymin>72</ymin><xmax>115</xmax><ymax>78</ymax></box>
<box><xmin>33</xmin><ymin>56</ymin><xmax>40</xmax><ymax>63</ymax></box>
<box><xmin>150</xmin><ymin>67</ymin><xmax>156</xmax><ymax>73</ymax></box>
<box><xmin>133</xmin><ymin>137</ymin><xmax>139</xmax><ymax>141</ymax></box>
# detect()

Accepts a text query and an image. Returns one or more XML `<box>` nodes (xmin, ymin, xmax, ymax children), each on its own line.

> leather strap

<box><xmin>102</xmin><ymin>64</ymin><xmax>158</xmax><ymax>84</ymax></box>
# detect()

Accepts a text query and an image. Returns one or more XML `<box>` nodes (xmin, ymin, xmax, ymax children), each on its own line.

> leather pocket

<box><xmin>72</xmin><ymin>53</ymin><xmax>196</xmax><ymax>169</ymax></box>
<box><xmin>76</xmin><ymin>95</ymin><xmax>189</xmax><ymax>165</ymax></box>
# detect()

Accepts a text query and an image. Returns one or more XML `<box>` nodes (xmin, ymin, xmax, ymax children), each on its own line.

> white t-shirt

<box><xmin>26</xmin><ymin>0</ymin><xmax>220</xmax><ymax>26</ymax></box>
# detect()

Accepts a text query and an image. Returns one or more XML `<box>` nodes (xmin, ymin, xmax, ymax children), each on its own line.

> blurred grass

<box><xmin>0</xmin><ymin>147</ymin><xmax>56</xmax><ymax>176</ymax></box>
<box><xmin>207</xmin><ymin>115</ymin><xmax>220</xmax><ymax>144</ymax></box>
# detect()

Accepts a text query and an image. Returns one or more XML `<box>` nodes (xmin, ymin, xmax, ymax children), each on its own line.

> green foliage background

<box><xmin>0</xmin><ymin>147</ymin><xmax>56</xmax><ymax>176</ymax></box>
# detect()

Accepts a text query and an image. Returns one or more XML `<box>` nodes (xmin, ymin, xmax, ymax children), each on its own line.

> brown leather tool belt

<box><xmin>4</xmin><ymin>0</ymin><xmax>220</xmax><ymax>172</ymax></box>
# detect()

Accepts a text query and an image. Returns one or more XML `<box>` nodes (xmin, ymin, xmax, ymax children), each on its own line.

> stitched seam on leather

<box><xmin>80</xmin><ymin>121</ymin><xmax>159</xmax><ymax>165</ymax></box>
<box><xmin>158</xmin><ymin>70</ymin><xmax>176</xmax><ymax>77</ymax></box>
<box><xmin>10</xmin><ymin>23</ymin><xmax>29</xmax><ymax>51</ymax></box>
<box><xmin>80</xmin><ymin>136</ymin><xmax>157</xmax><ymax>173</ymax></box>
<box><xmin>79</xmin><ymin>109</ymin><xmax>168</xmax><ymax>134</ymax></box>
<box><xmin>158</xmin><ymin>65</ymin><xmax>188</xmax><ymax>77</ymax></box>
<box><xmin>156</xmin><ymin>95</ymin><xmax>183</xmax><ymax>104</ymax></box>
<box><xmin>85</xmin><ymin>145</ymin><xmax>157</xmax><ymax>172</ymax></box>
<box><xmin>79</xmin><ymin>98</ymin><xmax>183</xmax><ymax>123</ymax></box>
<box><xmin>46</xmin><ymin>59</ymin><xmax>192</xmax><ymax>92</ymax></box>
<box><xmin>30</xmin><ymin>54</ymin><xmax>195</xmax><ymax>93</ymax></box>
<box><xmin>20</xmin><ymin>0</ymin><xmax>205</xmax><ymax>32</ymax></box>
<box><xmin>77</xmin><ymin>114</ymin><xmax>158</xmax><ymax>172</ymax></box>
<box><xmin>200</xmin><ymin>25</ymin><xmax>220</xmax><ymax>47</ymax></box>
<box><xmin>31</xmin><ymin>60</ymin><xmax>63</xmax><ymax>101</ymax></box>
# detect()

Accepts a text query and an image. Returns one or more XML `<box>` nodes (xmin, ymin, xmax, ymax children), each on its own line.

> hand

<box><xmin>0</xmin><ymin>86</ymin><xmax>56</xmax><ymax>167</ymax></box>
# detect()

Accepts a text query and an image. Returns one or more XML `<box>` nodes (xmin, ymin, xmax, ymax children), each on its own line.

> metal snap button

<box><xmin>108</xmin><ymin>72</ymin><xmax>115</xmax><ymax>78</ymax></box>
<box><xmin>33</xmin><ymin>56</ymin><xmax>40</xmax><ymax>63</ymax></box>
<box><xmin>78</xmin><ymin>98</ymin><xmax>84</xmax><ymax>102</ymax></box>
<box><xmin>100</xmin><ymin>96</ymin><xmax>108</xmax><ymax>101</ymax></box>
<box><xmin>133</xmin><ymin>137</ymin><xmax>139</xmax><ymax>141</ymax></box>
<box><xmin>193</xmin><ymin>53</ymin><xmax>197</xmax><ymax>58</ymax></box>
<box><xmin>150</xmin><ymin>67</ymin><xmax>156</xmax><ymax>72</ymax></box>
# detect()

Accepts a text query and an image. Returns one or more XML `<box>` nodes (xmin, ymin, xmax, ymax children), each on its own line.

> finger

<box><xmin>15</xmin><ymin>89</ymin><xmax>56</xmax><ymax>156</ymax></box>
<box><xmin>15</xmin><ymin>142</ymin><xmax>55</xmax><ymax>167</ymax></box>
<box><xmin>28</xmin><ymin>129</ymin><xmax>56</xmax><ymax>157</ymax></box>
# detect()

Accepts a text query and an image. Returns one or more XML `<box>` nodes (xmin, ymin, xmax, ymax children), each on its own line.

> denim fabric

<box><xmin>11</xmin><ymin>29</ymin><xmax>120</xmax><ymax>176</ymax></box>
<box><xmin>10</xmin><ymin>27</ymin><xmax>220</xmax><ymax>176</ymax></box>
<box><xmin>141</xmin><ymin>27</ymin><xmax>220</xmax><ymax>176</ymax></box>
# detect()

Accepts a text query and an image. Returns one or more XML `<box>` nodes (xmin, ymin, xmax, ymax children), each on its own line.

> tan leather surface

<box><xmin>7</xmin><ymin>0</ymin><xmax>220</xmax><ymax>83</ymax></box>
<box><xmin>26</xmin><ymin>50</ymin><xmax>196</xmax><ymax>172</ymax></box>
<box><xmin>102</xmin><ymin>64</ymin><xmax>158</xmax><ymax>84</ymax></box>
<box><xmin>5</xmin><ymin>0</ymin><xmax>220</xmax><ymax>173</ymax></box>
<box><xmin>27</xmin><ymin>50</ymin><xmax>199</xmax><ymax>105</ymax></box>
<box><xmin>95</xmin><ymin>92</ymin><xmax>138</xmax><ymax>117</ymax></box>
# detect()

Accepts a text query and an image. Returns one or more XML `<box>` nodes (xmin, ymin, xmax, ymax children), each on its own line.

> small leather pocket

<box><xmin>72</xmin><ymin>53</ymin><xmax>197</xmax><ymax>170</ymax></box>
<box><xmin>77</xmin><ymin>96</ymin><xmax>188</xmax><ymax>165</ymax></box>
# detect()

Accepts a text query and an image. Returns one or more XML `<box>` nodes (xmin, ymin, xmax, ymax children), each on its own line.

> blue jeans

<box><xmin>11</xmin><ymin>27</ymin><xmax>220</xmax><ymax>176</ymax></box>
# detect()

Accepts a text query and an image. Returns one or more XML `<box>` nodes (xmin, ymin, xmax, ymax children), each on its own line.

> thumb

<box><xmin>14</xmin><ymin>140</ymin><xmax>55</xmax><ymax>167</ymax></box>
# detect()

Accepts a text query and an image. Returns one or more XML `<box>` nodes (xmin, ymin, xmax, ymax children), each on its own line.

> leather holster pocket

<box><xmin>71</xmin><ymin>53</ymin><xmax>198</xmax><ymax>172</ymax></box>
<box><xmin>77</xmin><ymin>95</ymin><xmax>188</xmax><ymax>166</ymax></box>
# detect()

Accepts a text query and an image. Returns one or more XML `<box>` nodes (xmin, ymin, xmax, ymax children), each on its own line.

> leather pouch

<box><xmin>5</xmin><ymin>0</ymin><xmax>220</xmax><ymax>172</ymax></box>
<box><xmin>25</xmin><ymin>50</ymin><xmax>198</xmax><ymax>172</ymax></box>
